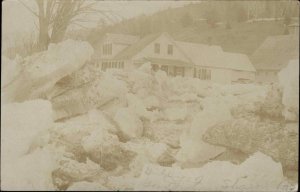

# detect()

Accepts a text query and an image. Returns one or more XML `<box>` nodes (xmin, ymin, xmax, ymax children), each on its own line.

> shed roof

<box><xmin>176</xmin><ymin>41</ymin><xmax>255</xmax><ymax>72</ymax></box>
<box><xmin>175</xmin><ymin>41</ymin><xmax>225</xmax><ymax>68</ymax></box>
<box><xmin>251</xmin><ymin>35</ymin><xmax>299</xmax><ymax>70</ymax></box>
<box><xmin>223</xmin><ymin>52</ymin><xmax>256</xmax><ymax>72</ymax></box>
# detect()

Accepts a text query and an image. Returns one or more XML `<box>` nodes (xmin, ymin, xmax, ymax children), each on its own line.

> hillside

<box><xmin>84</xmin><ymin>1</ymin><xmax>298</xmax><ymax>56</ymax></box>
<box><xmin>171</xmin><ymin>21</ymin><xmax>288</xmax><ymax>55</ymax></box>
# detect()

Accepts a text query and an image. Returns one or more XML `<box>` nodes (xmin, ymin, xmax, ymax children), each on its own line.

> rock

<box><xmin>203</xmin><ymin>118</ymin><xmax>298</xmax><ymax>170</ymax></box>
<box><xmin>114</xmin><ymin>107</ymin><xmax>143</xmax><ymax>139</ymax></box>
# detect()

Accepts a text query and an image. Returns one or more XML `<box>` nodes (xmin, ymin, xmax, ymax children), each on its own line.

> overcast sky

<box><xmin>2</xmin><ymin>0</ymin><xmax>197</xmax><ymax>49</ymax></box>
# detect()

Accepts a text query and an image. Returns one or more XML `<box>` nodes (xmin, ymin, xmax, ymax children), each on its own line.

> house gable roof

<box><xmin>114</xmin><ymin>32</ymin><xmax>193</xmax><ymax>63</ymax></box>
<box><xmin>251</xmin><ymin>35</ymin><xmax>299</xmax><ymax>70</ymax></box>
<box><xmin>114</xmin><ymin>33</ymin><xmax>161</xmax><ymax>60</ymax></box>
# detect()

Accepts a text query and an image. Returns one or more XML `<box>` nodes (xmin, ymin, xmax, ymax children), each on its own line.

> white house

<box><xmin>93</xmin><ymin>32</ymin><xmax>256</xmax><ymax>84</ymax></box>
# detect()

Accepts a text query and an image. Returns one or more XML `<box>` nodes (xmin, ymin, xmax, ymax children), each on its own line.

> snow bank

<box><xmin>164</xmin><ymin>107</ymin><xmax>187</xmax><ymax>121</ymax></box>
<box><xmin>2</xmin><ymin>40</ymin><xmax>93</xmax><ymax>102</ymax></box>
<box><xmin>1</xmin><ymin>100</ymin><xmax>53</xmax><ymax>163</ymax></box>
<box><xmin>1</xmin><ymin>56</ymin><xmax>22</xmax><ymax>88</ymax></box>
<box><xmin>1</xmin><ymin>147</ymin><xmax>57</xmax><ymax>191</ymax></box>
<box><xmin>67</xmin><ymin>182</ymin><xmax>108</xmax><ymax>191</ymax></box>
<box><xmin>114</xmin><ymin>107</ymin><xmax>143</xmax><ymax>139</ymax></box>
<box><xmin>135</xmin><ymin>152</ymin><xmax>285</xmax><ymax>191</ymax></box>
<box><xmin>278</xmin><ymin>60</ymin><xmax>299</xmax><ymax>121</ymax></box>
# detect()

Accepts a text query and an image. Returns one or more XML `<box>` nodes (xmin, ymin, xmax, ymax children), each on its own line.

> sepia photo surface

<box><xmin>1</xmin><ymin>0</ymin><xmax>299</xmax><ymax>191</ymax></box>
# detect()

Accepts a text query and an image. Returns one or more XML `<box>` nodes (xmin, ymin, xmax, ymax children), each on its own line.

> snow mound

<box><xmin>67</xmin><ymin>181</ymin><xmax>108</xmax><ymax>191</ymax></box>
<box><xmin>1</xmin><ymin>147</ymin><xmax>57</xmax><ymax>191</ymax></box>
<box><xmin>135</xmin><ymin>152</ymin><xmax>285</xmax><ymax>191</ymax></box>
<box><xmin>164</xmin><ymin>107</ymin><xmax>187</xmax><ymax>121</ymax></box>
<box><xmin>278</xmin><ymin>59</ymin><xmax>299</xmax><ymax>121</ymax></box>
<box><xmin>1</xmin><ymin>100</ymin><xmax>53</xmax><ymax>163</ymax></box>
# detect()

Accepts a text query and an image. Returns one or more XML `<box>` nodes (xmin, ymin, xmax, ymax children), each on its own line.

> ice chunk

<box><xmin>278</xmin><ymin>59</ymin><xmax>299</xmax><ymax>121</ymax></box>
<box><xmin>176</xmin><ymin>96</ymin><xmax>232</xmax><ymax>163</ymax></box>
<box><xmin>114</xmin><ymin>107</ymin><xmax>143</xmax><ymax>139</ymax></box>
<box><xmin>2</xmin><ymin>40</ymin><xmax>93</xmax><ymax>102</ymax></box>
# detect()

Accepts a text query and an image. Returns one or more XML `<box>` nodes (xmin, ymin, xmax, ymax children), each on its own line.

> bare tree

<box><xmin>19</xmin><ymin>0</ymin><xmax>110</xmax><ymax>51</ymax></box>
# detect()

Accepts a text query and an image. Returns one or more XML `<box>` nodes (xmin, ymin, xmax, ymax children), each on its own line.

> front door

<box><xmin>174</xmin><ymin>66</ymin><xmax>185</xmax><ymax>77</ymax></box>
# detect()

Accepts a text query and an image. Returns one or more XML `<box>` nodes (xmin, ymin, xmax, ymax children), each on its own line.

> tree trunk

<box><xmin>38</xmin><ymin>18</ymin><xmax>50</xmax><ymax>51</ymax></box>
<box><xmin>37</xmin><ymin>0</ymin><xmax>49</xmax><ymax>51</ymax></box>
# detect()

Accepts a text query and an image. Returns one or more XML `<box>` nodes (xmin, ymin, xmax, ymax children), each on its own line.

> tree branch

<box><xmin>18</xmin><ymin>0</ymin><xmax>39</xmax><ymax>17</ymax></box>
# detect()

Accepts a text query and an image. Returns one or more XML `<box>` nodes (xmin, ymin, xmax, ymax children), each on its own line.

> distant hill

<box><xmin>69</xmin><ymin>1</ymin><xmax>299</xmax><ymax>56</ymax></box>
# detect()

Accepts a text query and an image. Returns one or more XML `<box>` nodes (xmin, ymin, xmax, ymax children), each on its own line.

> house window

<box><xmin>103</xmin><ymin>44</ymin><xmax>112</xmax><ymax>55</ymax></box>
<box><xmin>161</xmin><ymin>65</ymin><xmax>169</xmax><ymax>74</ymax></box>
<box><xmin>207</xmin><ymin>69</ymin><xmax>211</xmax><ymax>80</ymax></box>
<box><xmin>196</xmin><ymin>68</ymin><xmax>211</xmax><ymax>80</ymax></box>
<box><xmin>175</xmin><ymin>67</ymin><xmax>185</xmax><ymax>77</ymax></box>
<box><xmin>167</xmin><ymin>44</ymin><xmax>173</xmax><ymax>55</ymax></box>
<box><xmin>154</xmin><ymin>43</ymin><xmax>160</xmax><ymax>54</ymax></box>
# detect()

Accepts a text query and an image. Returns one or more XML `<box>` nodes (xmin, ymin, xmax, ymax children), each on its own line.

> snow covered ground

<box><xmin>1</xmin><ymin>40</ymin><xmax>298</xmax><ymax>191</ymax></box>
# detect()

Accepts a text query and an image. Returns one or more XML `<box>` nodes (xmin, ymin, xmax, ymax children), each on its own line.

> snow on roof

<box><xmin>105</xmin><ymin>33</ymin><xmax>140</xmax><ymax>45</ymax></box>
<box><xmin>176</xmin><ymin>41</ymin><xmax>255</xmax><ymax>72</ymax></box>
<box><xmin>114</xmin><ymin>33</ymin><xmax>161</xmax><ymax>60</ymax></box>
<box><xmin>175</xmin><ymin>41</ymin><xmax>225</xmax><ymax>68</ymax></box>
<box><xmin>251</xmin><ymin>35</ymin><xmax>299</xmax><ymax>71</ymax></box>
